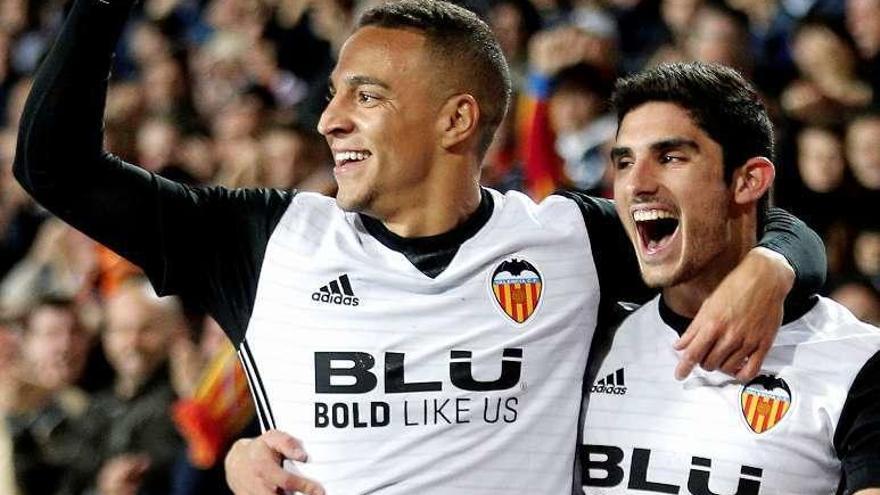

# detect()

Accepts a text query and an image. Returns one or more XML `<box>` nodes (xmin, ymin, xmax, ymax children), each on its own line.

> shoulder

<box><xmin>774</xmin><ymin>297</ymin><xmax>880</xmax><ymax>377</ymax></box>
<box><xmin>490</xmin><ymin>188</ymin><xmax>590</xmax><ymax>229</ymax></box>
<box><xmin>277</xmin><ymin>191</ymin><xmax>352</xmax><ymax>232</ymax></box>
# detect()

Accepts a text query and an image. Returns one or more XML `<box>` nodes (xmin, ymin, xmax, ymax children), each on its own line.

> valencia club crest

<box><xmin>741</xmin><ymin>374</ymin><xmax>792</xmax><ymax>434</ymax></box>
<box><xmin>491</xmin><ymin>258</ymin><xmax>542</xmax><ymax>324</ymax></box>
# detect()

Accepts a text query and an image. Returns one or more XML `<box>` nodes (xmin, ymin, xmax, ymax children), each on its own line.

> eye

<box><xmin>325</xmin><ymin>89</ymin><xmax>335</xmax><ymax>103</ymax></box>
<box><xmin>659</xmin><ymin>153</ymin><xmax>685</xmax><ymax>164</ymax></box>
<box><xmin>357</xmin><ymin>92</ymin><xmax>379</xmax><ymax>105</ymax></box>
<box><xmin>615</xmin><ymin>158</ymin><xmax>634</xmax><ymax>170</ymax></box>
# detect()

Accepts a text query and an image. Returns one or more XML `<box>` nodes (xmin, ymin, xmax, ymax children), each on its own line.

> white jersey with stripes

<box><xmin>581</xmin><ymin>296</ymin><xmax>880</xmax><ymax>494</ymax></box>
<box><xmin>240</xmin><ymin>189</ymin><xmax>600</xmax><ymax>494</ymax></box>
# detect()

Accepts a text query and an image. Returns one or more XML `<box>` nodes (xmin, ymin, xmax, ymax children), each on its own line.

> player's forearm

<box><xmin>756</xmin><ymin>207</ymin><xmax>826</xmax><ymax>299</ymax></box>
<box><xmin>13</xmin><ymin>0</ymin><xmax>135</xmax><ymax>202</ymax></box>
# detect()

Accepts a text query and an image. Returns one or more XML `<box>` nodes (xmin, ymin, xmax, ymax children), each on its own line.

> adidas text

<box><xmin>591</xmin><ymin>384</ymin><xmax>627</xmax><ymax>395</ymax></box>
<box><xmin>312</xmin><ymin>292</ymin><xmax>360</xmax><ymax>306</ymax></box>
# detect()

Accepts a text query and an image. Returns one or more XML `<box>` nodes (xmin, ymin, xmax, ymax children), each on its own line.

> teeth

<box><xmin>633</xmin><ymin>209</ymin><xmax>677</xmax><ymax>222</ymax></box>
<box><xmin>334</xmin><ymin>151</ymin><xmax>371</xmax><ymax>164</ymax></box>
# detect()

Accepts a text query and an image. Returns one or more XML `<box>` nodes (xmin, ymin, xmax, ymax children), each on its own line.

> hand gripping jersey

<box><xmin>581</xmin><ymin>296</ymin><xmax>880</xmax><ymax>495</ymax></box>
<box><xmin>242</xmin><ymin>190</ymin><xmax>599</xmax><ymax>493</ymax></box>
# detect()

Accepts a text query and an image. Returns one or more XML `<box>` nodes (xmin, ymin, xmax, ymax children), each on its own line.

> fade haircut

<box><xmin>611</xmin><ymin>62</ymin><xmax>774</xmax><ymax>181</ymax></box>
<box><xmin>358</xmin><ymin>0</ymin><xmax>512</xmax><ymax>157</ymax></box>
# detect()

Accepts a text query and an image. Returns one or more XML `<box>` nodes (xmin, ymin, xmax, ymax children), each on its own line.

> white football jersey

<box><xmin>581</xmin><ymin>296</ymin><xmax>880</xmax><ymax>495</ymax></box>
<box><xmin>241</xmin><ymin>189</ymin><xmax>600</xmax><ymax>494</ymax></box>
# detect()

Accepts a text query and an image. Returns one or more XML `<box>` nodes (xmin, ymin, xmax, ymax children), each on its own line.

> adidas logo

<box><xmin>312</xmin><ymin>274</ymin><xmax>360</xmax><ymax>306</ymax></box>
<box><xmin>591</xmin><ymin>368</ymin><xmax>627</xmax><ymax>395</ymax></box>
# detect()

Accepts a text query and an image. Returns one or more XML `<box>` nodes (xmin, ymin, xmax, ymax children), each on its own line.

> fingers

<box><xmin>277</xmin><ymin>465</ymin><xmax>326</xmax><ymax>495</ymax></box>
<box><xmin>672</xmin><ymin>323</ymin><xmax>696</xmax><ymax>351</ymax></box>
<box><xmin>261</xmin><ymin>430</ymin><xmax>308</xmax><ymax>462</ymax></box>
<box><xmin>736</xmin><ymin>343</ymin><xmax>770</xmax><ymax>382</ymax></box>
<box><xmin>674</xmin><ymin>319</ymin><xmax>716</xmax><ymax>381</ymax></box>
<box><xmin>226</xmin><ymin>432</ymin><xmax>323</xmax><ymax>495</ymax></box>
<box><xmin>718</xmin><ymin>345</ymin><xmax>754</xmax><ymax>377</ymax></box>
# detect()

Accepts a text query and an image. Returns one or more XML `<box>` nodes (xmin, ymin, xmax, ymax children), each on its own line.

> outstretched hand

<box><xmin>673</xmin><ymin>248</ymin><xmax>795</xmax><ymax>381</ymax></box>
<box><xmin>225</xmin><ymin>430</ymin><xmax>325</xmax><ymax>495</ymax></box>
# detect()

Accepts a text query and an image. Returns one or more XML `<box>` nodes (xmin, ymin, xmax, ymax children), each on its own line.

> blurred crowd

<box><xmin>0</xmin><ymin>0</ymin><xmax>878</xmax><ymax>494</ymax></box>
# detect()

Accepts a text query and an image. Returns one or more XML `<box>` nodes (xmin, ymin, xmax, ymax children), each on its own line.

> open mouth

<box><xmin>334</xmin><ymin>150</ymin><xmax>372</xmax><ymax>168</ymax></box>
<box><xmin>633</xmin><ymin>209</ymin><xmax>680</xmax><ymax>255</ymax></box>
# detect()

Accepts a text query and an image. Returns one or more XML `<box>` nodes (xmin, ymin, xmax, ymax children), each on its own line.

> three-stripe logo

<box><xmin>590</xmin><ymin>368</ymin><xmax>627</xmax><ymax>395</ymax></box>
<box><xmin>312</xmin><ymin>274</ymin><xmax>360</xmax><ymax>306</ymax></box>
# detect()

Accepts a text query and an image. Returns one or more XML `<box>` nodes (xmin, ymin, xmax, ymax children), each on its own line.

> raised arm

<box><xmin>13</xmin><ymin>0</ymin><xmax>292</xmax><ymax>345</ymax></box>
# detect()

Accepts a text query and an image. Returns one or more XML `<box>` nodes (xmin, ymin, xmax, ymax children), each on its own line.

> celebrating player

<box><xmin>582</xmin><ymin>62</ymin><xmax>880</xmax><ymax>494</ymax></box>
<box><xmin>15</xmin><ymin>0</ymin><xmax>825</xmax><ymax>494</ymax></box>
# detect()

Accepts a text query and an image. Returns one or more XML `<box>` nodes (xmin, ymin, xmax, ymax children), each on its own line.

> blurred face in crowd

<box><xmin>137</xmin><ymin>119</ymin><xmax>179</xmax><ymax>172</ymax></box>
<box><xmin>831</xmin><ymin>282</ymin><xmax>880</xmax><ymax>325</ymax></box>
<box><xmin>23</xmin><ymin>304</ymin><xmax>89</xmax><ymax>391</ymax></box>
<box><xmin>847</xmin><ymin>0</ymin><xmax>880</xmax><ymax>59</ymax></box>
<box><xmin>549</xmin><ymin>84</ymin><xmax>601</xmax><ymax>134</ymax></box>
<box><xmin>854</xmin><ymin>230</ymin><xmax>880</xmax><ymax>276</ymax></box>
<box><xmin>686</xmin><ymin>7</ymin><xmax>747</xmax><ymax>71</ymax></box>
<box><xmin>662</xmin><ymin>0</ymin><xmax>703</xmax><ymax>37</ymax></box>
<box><xmin>104</xmin><ymin>284</ymin><xmax>180</xmax><ymax>393</ymax></box>
<box><xmin>143</xmin><ymin>58</ymin><xmax>185</xmax><ymax>111</ymax></box>
<box><xmin>797</xmin><ymin>127</ymin><xmax>845</xmax><ymax>193</ymax></box>
<box><xmin>846</xmin><ymin>116</ymin><xmax>880</xmax><ymax>189</ymax></box>
<box><xmin>260</xmin><ymin>128</ymin><xmax>300</xmax><ymax>188</ymax></box>
<box><xmin>318</xmin><ymin>27</ymin><xmax>445</xmax><ymax>215</ymax></box>
<box><xmin>612</xmin><ymin>102</ymin><xmax>737</xmax><ymax>290</ymax></box>
<box><xmin>793</xmin><ymin>24</ymin><xmax>858</xmax><ymax>81</ymax></box>
<box><xmin>490</xmin><ymin>2</ymin><xmax>526</xmax><ymax>60</ymax></box>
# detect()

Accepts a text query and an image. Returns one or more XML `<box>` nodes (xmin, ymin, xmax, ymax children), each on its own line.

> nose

<box><xmin>625</xmin><ymin>158</ymin><xmax>659</xmax><ymax>199</ymax></box>
<box><xmin>317</xmin><ymin>93</ymin><xmax>355</xmax><ymax>137</ymax></box>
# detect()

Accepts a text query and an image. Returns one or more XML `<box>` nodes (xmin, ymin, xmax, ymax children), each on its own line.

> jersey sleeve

<box><xmin>834</xmin><ymin>350</ymin><xmax>880</xmax><ymax>493</ymax></box>
<box><xmin>553</xmin><ymin>191</ymin><xmax>653</xmax><ymax>307</ymax></box>
<box><xmin>555</xmin><ymin>191</ymin><xmax>827</xmax><ymax>306</ymax></box>
<box><xmin>758</xmin><ymin>207</ymin><xmax>827</xmax><ymax>301</ymax></box>
<box><xmin>13</xmin><ymin>0</ymin><xmax>293</xmax><ymax>346</ymax></box>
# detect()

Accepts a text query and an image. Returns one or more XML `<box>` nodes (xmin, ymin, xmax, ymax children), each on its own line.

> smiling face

<box><xmin>318</xmin><ymin>26</ymin><xmax>444</xmax><ymax>216</ymax></box>
<box><xmin>612</xmin><ymin>101</ymin><xmax>734</xmax><ymax>288</ymax></box>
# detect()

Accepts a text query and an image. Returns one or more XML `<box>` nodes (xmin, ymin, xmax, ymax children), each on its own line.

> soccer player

<box><xmin>15</xmin><ymin>1</ymin><xmax>824</xmax><ymax>494</ymax></box>
<box><xmin>582</xmin><ymin>62</ymin><xmax>880</xmax><ymax>494</ymax></box>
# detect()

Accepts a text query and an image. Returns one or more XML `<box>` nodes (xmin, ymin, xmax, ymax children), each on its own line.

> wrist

<box><xmin>750</xmin><ymin>246</ymin><xmax>795</xmax><ymax>293</ymax></box>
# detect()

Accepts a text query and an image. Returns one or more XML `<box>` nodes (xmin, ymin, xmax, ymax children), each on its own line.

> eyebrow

<box><xmin>651</xmin><ymin>138</ymin><xmax>699</xmax><ymax>153</ymax></box>
<box><xmin>329</xmin><ymin>75</ymin><xmax>390</xmax><ymax>90</ymax></box>
<box><xmin>609</xmin><ymin>138</ymin><xmax>700</xmax><ymax>161</ymax></box>
<box><xmin>609</xmin><ymin>146</ymin><xmax>631</xmax><ymax>162</ymax></box>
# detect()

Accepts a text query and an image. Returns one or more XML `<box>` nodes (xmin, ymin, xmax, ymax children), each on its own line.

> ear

<box><xmin>732</xmin><ymin>157</ymin><xmax>775</xmax><ymax>206</ymax></box>
<box><xmin>437</xmin><ymin>94</ymin><xmax>480</xmax><ymax>151</ymax></box>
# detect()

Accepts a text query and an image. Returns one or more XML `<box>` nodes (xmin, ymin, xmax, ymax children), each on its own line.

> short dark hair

<box><xmin>611</xmin><ymin>62</ymin><xmax>773</xmax><ymax>218</ymax></box>
<box><xmin>358</xmin><ymin>0</ymin><xmax>512</xmax><ymax>156</ymax></box>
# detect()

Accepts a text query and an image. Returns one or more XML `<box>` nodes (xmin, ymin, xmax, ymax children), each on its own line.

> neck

<box><xmin>663</xmin><ymin>211</ymin><xmax>758</xmax><ymax>318</ymax></box>
<box><xmin>379</xmin><ymin>158</ymin><xmax>482</xmax><ymax>238</ymax></box>
<box><xmin>115</xmin><ymin>375</ymin><xmax>146</xmax><ymax>400</ymax></box>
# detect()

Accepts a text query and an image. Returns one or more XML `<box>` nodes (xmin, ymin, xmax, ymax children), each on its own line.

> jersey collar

<box><xmin>359</xmin><ymin>188</ymin><xmax>494</xmax><ymax>278</ymax></box>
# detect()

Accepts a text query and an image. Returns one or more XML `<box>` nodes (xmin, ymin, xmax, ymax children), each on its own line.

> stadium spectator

<box><xmin>55</xmin><ymin>277</ymin><xmax>186</xmax><ymax>495</ymax></box>
<box><xmin>0</xmin><ymin>297</ymin><xmax>91</xmax><ymax>495</ymax></box>
<box><xmin>782</xmin><ymin>16</ymin><xmax>872</xmax><ymax>124</ymax></box>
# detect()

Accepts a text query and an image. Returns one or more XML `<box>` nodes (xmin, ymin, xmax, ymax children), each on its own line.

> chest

<box><xmin>581</xmin><ymin>321</ymin><xmax>842</xmax><ymax>495</ymax></box>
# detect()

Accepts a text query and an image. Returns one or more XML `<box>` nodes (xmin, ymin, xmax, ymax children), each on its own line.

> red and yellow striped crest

<box><xmin>491</xmin><ymin>258</ymin><xmax>542</xmax><ymax>324</ymax></box>
<box><xmin>741</xmin><ymin>375</ymin><xmax>792</xmax><ymax>434</ymax></box>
